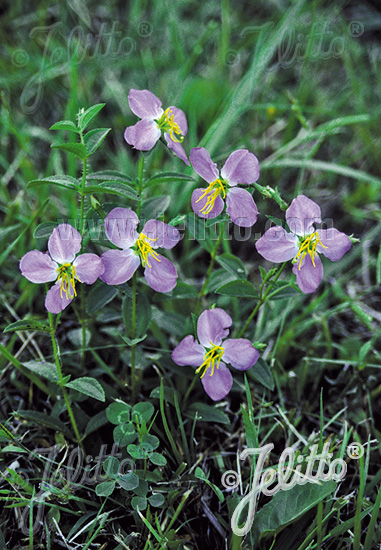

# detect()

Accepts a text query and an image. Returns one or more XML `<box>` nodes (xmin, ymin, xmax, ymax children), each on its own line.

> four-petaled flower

<box><xmin>19</xmin><ymin>225</ymin><xmax>104</xmax><ymax>314</ymax></box>
<box><xmin>100</xmin><ymin>207</ymin><xmax>180</xmax><ymax>293</ymax></box>
<box><xmin>190</xmin><ymin>147</ymin><xmax>260</xmax><ymax>227</ymax></box>
<box><xmin>124</xmin><ymin>89</ymin><xmax>190</xmax><ymax>166</ymax></box>
<box><xmin>255</xmin><ymin>194</ymin><xmax>352</xmax><ymax>293</ymax></box>
<box><xmin>171</xmin><ymin>308</ymin><xmax>260</xmax><ymax>401</ymax></box>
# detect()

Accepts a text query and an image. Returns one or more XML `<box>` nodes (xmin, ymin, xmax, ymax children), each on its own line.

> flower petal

<box><xmin>166</xmin><ymin>106</ymin><xmax>188</xmax><ymax>136</ymax></box>
<box><xmin>221</xmin><ymin>149</ymin><xmax>260</xmax><ymax>185</ymax></box>
<box><xmin>100</xmin><ymin>249</ymin><xmax>140</xmax><ymax>285</ymax></box>
<box><xmin>124</xmin><ymin>119</ymin><xmax>161</xmax><ymax>151</ymax></box>
<box><xmin>316</xmin><ymin>228</ymin><xmax>351</xmax><ymax>261</ymax></box>
<box><xmin>73</xmin><ymin>253</ymin><xmax>104</xmax><ymax>284</ymax></box>
<box><xmin>144</xmin><ymin>254</ymin><xmax>177</xmax><ymax>293</ymax></box>
<box><xmin>171</xmin><ymin>335</ymin><xmax>205</xmax><ymax>367</ymax></box>
<box><xmin>201</xmin><ymin>362</ymin><xmax>233</xmax><ymax>401</ymax></box>
<box><xmin>164</xmin><ymin>134</ymin><xmax>190</xmax><ymax>166</ymax></box>
<box><xmin>256</xmin><ymin>226</ymin><xmax>299</xmax><ymax>262</ymax></box>
<box><xmin>286</xmin><ymin>195</ymin><xmax>322</xmax><ymax>236</ymax></box>
<box><xmin>45</xmin><ymin>282</ymin><xmax>74</xmax><ymax>314</ymax></box>
<box><xmin>104</xmin><ymin>207</ymin><xmax>139</xmax><ymax>249</ymax></box>
<box><xmin>292</xmin><ymin>253</ymin><xmax>323</xmax><ymax>294</ymax></box>
<box><xmin>189</xmin><ymin>147</ymin><xmax>219</xmax><ymax>183</ymax></box>
<box><xmin>142</xmin><ymin>220</ymin><xmax>180</xmax><ymax>249</ymax></box>
<box><xmin>222</xmin><ymin>339</ymin><xmax>260</xmax><ymax>370</ymax></box>
<box><xmin>128</xmin><ymin>89</ymin><xmax>163</xmax><ymax>119</ymax></box>
<box><xmin>48</xmin><ymin>224</ymin><xmax>81</xmax><ymax>264</ymax></box>
<box><xmin>226</xmin><ymin>187</ymin><xmax>258</xmax><ymax>227</ymax></box>
<box><xmin>197</xmin><ymin>308</ymin><xmax>232</xmax><ymax>348</ymax></box>
<box><xmin>19</xmin><ymin>251</ymin><xmax>58</xmax><ymax>283</ymax></box>
<box><xmin>191</xmin><ymin>188</ymin><xmax>224</xmax><ymax>220</ymax></box>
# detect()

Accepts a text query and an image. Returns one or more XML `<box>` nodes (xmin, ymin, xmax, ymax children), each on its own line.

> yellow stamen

<box><xmin>195</xmin><ymin>178</ymin><xmax>226</xmax><ymax>215</ymax></box>
<box><xmin>156</xmin><ymin>107</ymin><xmax>184</xmax><ymax>143</ymax></box>
<box><xmin>195</xmin><ymin>342</ymin><xmax>224</xmax><ymax>379</ymax></box>
<box><xmin>294</xmin><ymin>232</ymin><xmax>327</xmax><ymax>270</ymax></box>
<box><xmin>136</xmin><ymin>233</ymin><xmax>161</xmax><ymax>268</ymax></box>
<box><xmin>56</xmin><ymin>263</ymin><xmax>81</xmax><ymax>300</ymax></box>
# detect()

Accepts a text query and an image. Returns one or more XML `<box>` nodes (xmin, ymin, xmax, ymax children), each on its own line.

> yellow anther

<box><xmin>56</xmin><ymin>263</ymin><xmax>81</xmax><ymax>300</ymax></box>
<box><xmin>157</xmin><ymin>107</ymin><xmax>184</xmax><ymax>143</ymax></box>
<box><xmin>294</xmin><ymin>231</ymin><xmax>327</xmax><ymax>270</ymax></box>
<box><xmin>195</xmin><ymin>178</ymin><xmax>226</xmax><ymax>215</ymax></box>
<box><xmin>195</xmin><ymin>342</ymin><xmax>224</xmax><ymax>379</ymax></box>
<box><xmin>136</xmin><ymin>233</ymin><xmax>161</xmax><ymax>268</ymax></box>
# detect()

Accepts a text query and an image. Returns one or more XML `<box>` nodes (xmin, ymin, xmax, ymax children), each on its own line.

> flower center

<box><xmin>195</xmin><ymin>178</ymin><xmax>226</xmax><ymax>215</ymax></box>
<box><xmin>56</xmin><ymin>263</ymin><xmax>81</xmax><ymax>300</ymax></box>
<box><xmin>135</xmin><ymin>233</ymin><xmax>161</xmax><ymax>268</ymax></box>
<box><xmin>294</xmin><ymin>231</ymin><xmax>327</xmax><ymax>270</ymax></box>
<box><xmin>195</xmin><ymin>342</ymin><xmax>224</xmax><ymax>379</ymax></box>
<box><xmin>156</xmin><ymin>108</ymin><xmax>184</xmax><ymax>143</ymax></box>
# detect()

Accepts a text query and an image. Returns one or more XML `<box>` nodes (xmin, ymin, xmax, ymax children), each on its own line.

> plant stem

<box><xmin>48</xmin><ymin>311</ymin><xmax>84</xmax><ymax>451</ymax></box>
<box><xmin>78</xmin><ymin>130</ymin><xmax>88</xmax><ymax>370</ymax></box>
<box><xmin>195</xmin><ymin>220</ymin><xmax>226</xmax><ymax>316</ymax></box>
<box><xmin>238</xmin><ymin>262</ymin><xmax>287</xmax><ymax>338</ymax></box>
<box><xmin>130</xmin><ymin>153</ymin><xmax>145</xmax><ymax>402</ymax></box>
<box><xmin>182</xmin><ymin>374</ymin><xmax>199</xmax><ymax>408</ymax></box>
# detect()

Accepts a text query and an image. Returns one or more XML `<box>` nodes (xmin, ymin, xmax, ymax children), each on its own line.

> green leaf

<box><xmin>77</xmin><ymin>103</ymin><xmax>106</xmax><ymax>131</ymax></box>
<box><xmin>248</xmin><ymin>358</ymin><xmax>274</xmax><ymax>391</ymax></box>
<box><xmin>84</xmin><ymin>410</ymin><xmax>108</xmax><ymax>436</ymax></box>
<box><xmin>149</xmin><ymin>452</ymin><xmax>167</xmax><ymax>466</ymax></box>
<box><xmin>49</xmin><ymin>120</ymin><xmax>79</xmax><ymax>133</ymax></box>
<box><xmin>132</xmin><ymin>402</ymin><xmax>154</xmax><ymax>424</ymax></box>
<box><xmin>27</xmin><ymin>175</ymin><xmax>80</xmax><ymax>191</ymax></box>
<box><xmin>83</xmin><ymin>128</ymin><xmax>111</xmax><ymax>155</ymax></box>
<box><xmin>83</xmin><ymin>181</ymin><xmax>138</xmax><ymax>200</ymax></box>
<box><xmin>118</xmin><ymin>472</ymin><xmax>139</xmax><ymax>491</ymax></box>
<box><xmin>86</xmin><ymin>283</ymin><xmax>118</xmax><ymax>315</ymax></box>
<box><xmin>113</xmin><ymin>423</ymin><xmax>136</xmax><ymax>447</ymax></box>
<box><xmin>251</xmin><ymin>480</ymin><xmax>337</xmax><ymax>541</ymax></box>
<box><xmin>186</xmin><ymin>213</ymin><xmax>215</xmax><ymax>253</ymax></box>
<box><xmin>122</xmin><ymin>293</ymin><xmax>152</xmax><ymax>339</ymax></box>
<box><xmin>148</xmin><ymin>493</ymin><xmax>165</xmax><ymax>507</ymax></box>
<box><xmin>103</xmin><ymin>456</ymin><xmax>120</xmax><ymax>478</ymax></box>
<box><xmin>16</xmin><ymin>410</ymin><xmax>73</xmax><ymax>438</ymax></box>
<box><xmin>141</xmin><ymin>433</ymin><xmax>160</xmax><ymax>450</ymax></box>
<box><xmin>3</xmin><ymin>319</ymin><xmax>50</xmax><ymax>334</ymax></box>
<box><xmin>22</xmin><ymin>361</ymin><xmax>59</xmax><ymax>382</ymax></box>
<box><xmin>51</xmin><ymin>142</ymin><xmax>88</xmax><ymax>160</ymax></box>
<box><xmin>66</xmin><ymin>377</ymin><xmax>105</xmax><ymax>401</ymax></box>
<box><xmin>106</xmin><ymin>401</ymin><xmax>131</xmax><ymax>424</ymax></box>
<box><xmin>127</xmin><ymin>444</ymin><xmax>148</xmax><ymax>459</ymax></box>
<box><xmin>185</xmin><ymin>402</ymin><xmax>230</xmax><ymax>425</ymax></box>
<box><xmin>141</xmin><ymin>195</ymin><xmax>171</xmax><ymax>220</ymax></box>
<box><xmin>267</xmin><ymin>282</ymin><xmax>301</xmax><ymax>300</ymax></box>
<box><xmin>33</xmin><ymin>222</ymin><xmax>58</xmax><ymax>247</ymax></box>
<box><xmin>145</xmin><ymin>171</ymin><xmax>195</xmax><ymax>187</ymax></box>
<box><xmin>215</xmin><ymin>279</ymin><xmax>258</xmax><ymax>298</ymax></box>
<box><xmin>86</xmin><ymin>170</ymin><xmax>132</xmax><ymax>183</ymax></box>
<box><xmin>95</xmin><ymin>481</ymin><xmax>115</xmax><ymax>497</ymax></box>
<box><xmin>216</xmin><ymin>253</ymin><xmax>247</xmax><ymax>279</ymax></box>
<box><xmin>131</xmin><ymin>496</ymin><xmax>147</xmax><ymax>511</ymax></box>
<box><xmin>195</xmin><ymin>467</ymin><xmax>224</xmax><ymax>503</ymax></box>
<box><xmin>67</xmin><ymin>328</ymin><xmax>91</xmax><ymax>348</ymax></box>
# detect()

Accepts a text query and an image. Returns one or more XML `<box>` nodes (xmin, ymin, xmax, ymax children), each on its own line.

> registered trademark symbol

<box><xmin>349</xmin><ymin>21</ymin><xmax>364</xmax><ymax>38</ymax></box>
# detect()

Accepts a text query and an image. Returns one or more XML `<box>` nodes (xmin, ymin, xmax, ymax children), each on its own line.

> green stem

<box><xmin>48</xmin><ymin>312</ymin><xmax>84</xmax><ymax>451</ymax></box>
<box><xmin>238</xmin><ymin>262</ymin><xmax>287</xmax><ymax>338</ymax></box>
<box><xmin>182</xmin><ymin>374</ymin><xmax>199</xmax><ymax>408</ymax></box>
<box><xmin>130</xmin><ymin>153</ymin><xmax>145</xmax><ymax>402</ymax></box>
<box><xmin>78</xmin><ymin>131</ymin><xmax>88</xmax><ymax>369</ymax></box>
<box><xmin>195</xmin><ymin>221</ymin><xmax>226</xmax><ymax>315</ymax></box>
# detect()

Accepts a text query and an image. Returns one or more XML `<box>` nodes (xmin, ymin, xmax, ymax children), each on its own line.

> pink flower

<box><xmin>124</xmin><ymin>89</ymin><xmax>190</xmax><ymax>165</ymax></box>
<box><xmin>190</xmin><ymin>147</ymin><xmax>260</xmax><ymax>227</ymax></box>
<box><xmin>255</xmin><ymin>195</ymin><xmax>352</xmax><ymax>293</ymax></box>
<box><xmin>19</xmin><ymin>225</ymin><xmax>104</xmax><ymax>314</ymax></box>
<box><xmin>100</xmin><ymin>207</ymin><xmax>180</xmax><ymax>293</ymax></box>
<box><xmin>171</xmin><ymin>308</ymin><xmax>259</xmax><ymax>401</ymax></box>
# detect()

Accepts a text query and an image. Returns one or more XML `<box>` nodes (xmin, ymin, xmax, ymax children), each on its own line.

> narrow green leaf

<box><xmin>83</xmin><ymin>181</ymin><xmax>138</xmax><ymax>200</ymax></box>
<box><xmin>22</xmin><ymin>361</ymin><xmax>59</xmax><ymax>382</ymax></box>
<box><xmin>149</xmin><ymin>453</ymin><xmax>167</xmax><ymax>466</ymax></box>
<box><xmin>122</xmin><ymin>293</ymin><xmax>152</xmax><ymax>339</ymax></box>
<box><xmin>77</xmin><ymin>103</ymin><xmax>106</xmax><ymax>131</ymax></box>
<box><xmin>49</xmin><ymin>120</ymin><xmax>79</xmax><ymax>133</ymax></box>
<box><xmin>86</xmin><ymin>283</ymin><xmax>118</xmax><ymax>315</ymax></box>
<box><xmin>215</xmin><ymin>279</ymin><xmax>258</xmax><ymax>298</ymax></box>
<box><xmin>83</xmin><ymin>128</ymin><xmax>111</xmax><ymax>155</ymax></box>
<box><xmin>86</xmin><ymin>170</ymin><xmax>132</xmax><ymax>183</ymax></box>
<box><xmin>185</xmin><ymin>402</ymin><xmax>230</xmax><ymax>425</ymax></box>
<box><xmin>216</xmin><ymin>253</ymin><xmax>247</xmax><ymax>279</ymax></box>
<box><xmin>16</xmin><ymin>410</ymin><xmax>73</xmax><ymax>438</ymax></box>
<box><xmin>28</xmin><ymin>175</ymin><xmax>80</xmax><ymax>191</ymax></box>
<box><xmin>66</xmin><ymin>377</ymin><xmax>105</xmax><ymax>401</ymax></box>
<box><xmin>145</xmin><ymin>171</ymin><xmax>196</xmax><ymax>187</ymax></box>
<box><xmin>3</xmin><ymin>319</ymin><xmax>50</xmax><ymax>334</ymax></box>
<box><xmin>248</xmin><ymin>358</ymin><xmax>274</xmax><ymax>391</ymax></box>
<box><xmin>51</xmin><ymin>142</ymin><xmax>88</xmax><ymax>160</ymax></box>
